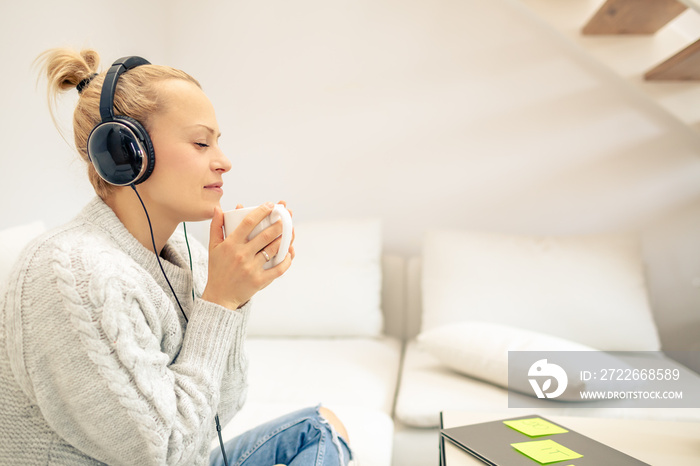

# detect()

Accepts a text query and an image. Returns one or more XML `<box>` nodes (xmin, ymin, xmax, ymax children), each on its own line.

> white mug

<box><xmin>222</xmin><ymin>204</ymin><xmax>293</xmax><ymax>269</ymax></box>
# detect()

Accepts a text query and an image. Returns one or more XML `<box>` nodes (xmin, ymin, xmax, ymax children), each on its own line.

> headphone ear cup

<box><xmin>86</xmin><ymin>116</ymin><xmax>156</xmax><ymax>186</ymax></box>
<box><xmin>114</xmin><ymin>115</ymin><xmax>155</xmax><ymax>185</ymax></box>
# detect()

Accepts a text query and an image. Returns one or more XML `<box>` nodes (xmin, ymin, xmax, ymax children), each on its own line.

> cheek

<box><xmin>152</xmin><ymin>146</ymin><xmax>197</xmax><ymax>179</ymax></box>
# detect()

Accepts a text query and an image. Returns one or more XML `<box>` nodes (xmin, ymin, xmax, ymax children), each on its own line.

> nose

<box><xmin>212</xmin><ymin>146</ymin><xmax>232</xmax><ymax>173</ymax></box>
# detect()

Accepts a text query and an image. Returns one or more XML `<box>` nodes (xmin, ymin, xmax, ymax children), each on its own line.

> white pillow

<box><xmin>417</xmin><ymin>321</ymin><xmax>630</xmax><ymax>400</ymax></box>
<box><xmin>0</xmin><ymin>221</ymin><xmax>46</xmax><ymax>286</ymax></box>
<box><xmin>248</xmin><ymin>218</ymin><xmax>383</xmax><ymax>337</ymax></box>
<box><xmin>421</xmin><ymin>230</ymin><xmax>660</xmax><ymax>351</ymax></box>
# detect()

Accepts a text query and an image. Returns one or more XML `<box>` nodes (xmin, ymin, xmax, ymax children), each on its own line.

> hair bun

<box><xmin>36</xmin><ymin>48</ymin><xmax>101</xmax><ymax>96</ymax></box>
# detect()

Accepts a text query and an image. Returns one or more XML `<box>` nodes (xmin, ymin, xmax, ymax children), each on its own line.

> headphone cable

<box><xmin>182</xmin><ymin>222</ymin><xmax>196</xmax><ymax>302</ymax></box>
<box><xmin>130</xmin><ymin>184</ymin><xmax>187</xmax><ymax>321</ymax></box>
<box><xmin>130</xmin><ymin>184</ymin><xmax>229</xmax><ymax>466</ymax></box>
<box><xmin>182</xmin><ymin>223</ymin><xmax>229</xmax><ymax>466</ymax></box>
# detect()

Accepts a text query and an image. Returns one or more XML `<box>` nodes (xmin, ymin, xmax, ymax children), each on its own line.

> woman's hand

<box><xmin>202</xmin><ymin>202</ymin><xmax>295</xmax><ymax>310</ymax></box>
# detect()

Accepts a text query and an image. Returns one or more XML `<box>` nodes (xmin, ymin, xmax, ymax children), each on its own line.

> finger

<box><xmin>258</xmin><ymin>248</ymin><xmax>273</xmax><ymax>265</ymax></box>
<box><xmin>248</xmin><ymin>218</ymin><xmax>283</xmax><ymax>252</ymax></box>
<box><xmin>236</xmin><ymin>203</ymin><xmax>244</xmax><ymax>209</ymax></box>
<box><xmin>230</xmin><ymin>202</ymin><xmax>275</xmax><ymax>242</ymax></box>
<box><xmin>277</xmin><ymin>200</ymin><xmax>293</xmax><ymax>218</ymax></box>
<box><xmin>284</xmin><ymin>227</ymin><xmax>295</xmax><ymax>258</ymax></box>
<box><xmin>209</xmin><ymin>206</ymin><xmax>225</xmax><ymax>249</ymax></box>
<box><xmin>258</xmin><ymin>235</ymin><xmax>283</xmax><ymax>265</ymax></box>
<box><xmin>263</xmin><ymin>251</ymin><xmax>293</xmax><ymax>278</ymax></box>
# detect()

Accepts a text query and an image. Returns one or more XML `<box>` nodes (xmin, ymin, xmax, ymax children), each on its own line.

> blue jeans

<box><xmin>210</xmin><ymin>406</ymin><xmax>353</xmax><ymax>466</ymax></box>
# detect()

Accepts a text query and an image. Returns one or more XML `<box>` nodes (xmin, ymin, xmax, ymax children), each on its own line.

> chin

<box><xmin>180</xmin><ymin>204</ymin><xmax>218</xmax><ymax>223</ymax></box>
<box><xmin>200</xmin><ymin>204</ymin><xmax>219</xmax><ymax>220</ymax></box>
<box><xmin>190</xmin><ymin>211</ymin><xmax>216</xmax><ymax>222</ymax></box>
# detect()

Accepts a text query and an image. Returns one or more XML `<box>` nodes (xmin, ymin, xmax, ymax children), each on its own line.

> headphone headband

<box><xmin>99</xmin><ymin>56</ymin><xmax>151</xmax><ymax>122</ymax></box>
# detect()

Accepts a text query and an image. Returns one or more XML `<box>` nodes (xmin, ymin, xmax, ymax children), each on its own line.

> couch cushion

<box><xmin>215</xmin><ymin>402</ymin><xmax>393</xmax><ymax>466</ymax></box>
<box><xmin>421</xmin><ymin>230</ymin><xmax>660</xmax><ymax>351</ymax></box>
<box><xmin>394</xmin><ymin>341</ymin><xmax>700</xmax><ymax>428</ymax></box>
<box><xmin>248</xmin><ymin>219</ymin><xmax>383</xmax><ymax>337</ymax></box>
<box><xmin>417</xmin><ymin>321</ymin><xmax>604</xmax><ymax>400</ymax></box>
<box><xmin>245</xmin><ymin>336</ymin><xmax>402</xmax><ymax>414</ymax></box>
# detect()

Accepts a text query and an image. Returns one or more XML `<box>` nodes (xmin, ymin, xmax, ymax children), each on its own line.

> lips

<box><xmin>204</xmin><ymin>182</ymin><xmax>224</xmax><ymax>193</ymax></box>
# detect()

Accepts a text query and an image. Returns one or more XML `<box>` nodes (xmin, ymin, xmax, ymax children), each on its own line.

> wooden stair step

<box><xmin>583</xmin><ymin>0</ymin><xmax>687</xmax><ymax>35</ymax></box>
<box><xmin>645</xmin><ymin>38</ymin><xmax>700</xmax><ymax>80</ymax></box>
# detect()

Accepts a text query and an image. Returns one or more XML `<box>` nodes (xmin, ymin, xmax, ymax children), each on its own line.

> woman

<box><xmin>0</xmin><ymin>48</ymin><xmax>352</xmax><ymax>465</ymax></box>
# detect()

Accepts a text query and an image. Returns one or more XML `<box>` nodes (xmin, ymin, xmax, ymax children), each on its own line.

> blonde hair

<box><xmin>36</xmin><ymin>48</ymin><xmax>201</xmax><ymax>198</ymax></box>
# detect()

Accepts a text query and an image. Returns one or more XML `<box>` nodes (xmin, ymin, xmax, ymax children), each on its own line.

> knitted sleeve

<box><xmin>177</xmin><ymin>230</ymin><xmax>250</xmax><ymax>427</ymax></box>
<box><xmin>5</xmin><ymin>237</ymin><xmax>249</xmax><ymax>465</ymax></box>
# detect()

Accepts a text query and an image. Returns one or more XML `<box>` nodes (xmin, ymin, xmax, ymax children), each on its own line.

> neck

<box><xmin>104</xmin><ymin>186</ymin><xmax>178</xmax><ymax>255</ymax></box>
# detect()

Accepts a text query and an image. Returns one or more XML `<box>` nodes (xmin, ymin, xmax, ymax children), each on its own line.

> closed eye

<box><xmin>195</xmin><ymin>142</ymin><xmax>209</xmax><ymax>148</ymax></box>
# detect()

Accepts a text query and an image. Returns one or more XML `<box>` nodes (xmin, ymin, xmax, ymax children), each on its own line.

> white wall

<box><xmin>165</xmin><ymin>0</ymin><xmax>700</xmax><ymax>254</ymax></box>
<box><xmin>4</xmin><ymin>0</ymin><xmax>700</xmax><ymax>252</ymax></box>
<box><xmin>0</xmin><ymin>0</ymin><xmax>169</xmax><ymax>230</ymax></box>
<box><xmin>2</xmin><ymin>0</ymin><xmax>700</xmax><ymax>352</ymax></box>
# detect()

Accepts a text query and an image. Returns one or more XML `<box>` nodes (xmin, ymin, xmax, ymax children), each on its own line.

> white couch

<box><xmin>237</xmin><ymin>224</ymin><xmax>700</xmax><ymax>466</ymax></box>
<box><xmin>2</xmin><ymin>220</ymin><xmax>700</xmax><ymax>466</ymax></box>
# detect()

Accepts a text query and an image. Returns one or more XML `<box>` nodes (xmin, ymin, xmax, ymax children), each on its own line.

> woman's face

<box><xmin>141</xmin><ymin>79</ymin><xmax>231</xmax><ymax>223</ymax></box>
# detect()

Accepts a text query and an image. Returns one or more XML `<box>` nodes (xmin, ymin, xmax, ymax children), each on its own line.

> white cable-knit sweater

<box><xmin>0</xmin><ymin>197</ymin><xmax>250</xmax><ymax>465</ymax></box>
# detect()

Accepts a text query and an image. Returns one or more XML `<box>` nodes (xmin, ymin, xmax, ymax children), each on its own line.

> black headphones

<box><xmin>87</xmin><ymin>56</ymin><xmax>156</xmax><ymax>186</ymax></box>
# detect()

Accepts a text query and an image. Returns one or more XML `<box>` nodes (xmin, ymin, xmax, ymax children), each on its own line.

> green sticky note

<box><xmin>503</xmin><ymin>417</ymin><xmax>568</xmax><ymax>437</ymax></box>
<box><xmin>511</xmin><ymin>439</ymin><xmax>583</xmax><ymax>464</ymax></box>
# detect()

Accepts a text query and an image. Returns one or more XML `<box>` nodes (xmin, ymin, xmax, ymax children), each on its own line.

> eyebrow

<box><xmin>188</xmin><ymin>124</ymin><xmax>222</xmax><ymax>138</ymax></box>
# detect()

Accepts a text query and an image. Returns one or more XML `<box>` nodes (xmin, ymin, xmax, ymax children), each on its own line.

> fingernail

<box><xmin>265</xmin><ymin>202</ymin><xmax>274</xmax><ymax>209</ymax></box>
